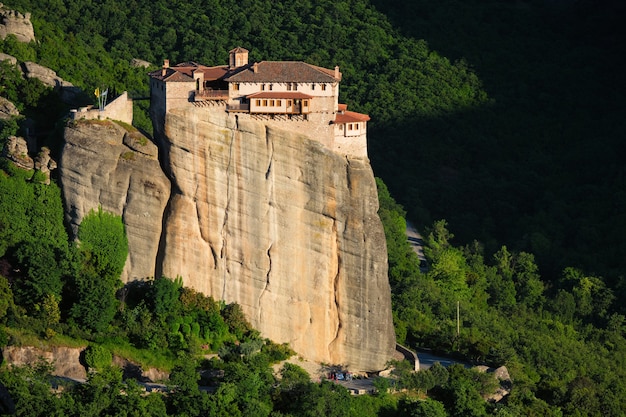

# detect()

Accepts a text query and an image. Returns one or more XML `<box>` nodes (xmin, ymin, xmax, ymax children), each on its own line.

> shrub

<box><xmin>84</xmin><ymin>344</ymin><xmax>113</xmax><ymax>371</ymax></box>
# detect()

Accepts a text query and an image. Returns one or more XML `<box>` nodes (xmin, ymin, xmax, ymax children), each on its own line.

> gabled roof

<box><xmin>225</xmin><ymin>61</ymin><xmax>341</xmax><ymax>83</ymax></box>
<box><xmin>247</xmin><ymin>92</ymin><xmax>313</xmax><ymax>99</ymax></box>
<box><xmin>148</xmin><ymin>67</ymin><xmax>193</xmax><ymax>82</ymax></box>
<box><xmin>229</xmin><ymin>47</ymin><xmax>249</xmax><ymax>54</ymax></box>
<box><xmin>149</xmin><ymin>62</ymin><xmax>233</xmax><ymax>82</ymax></box>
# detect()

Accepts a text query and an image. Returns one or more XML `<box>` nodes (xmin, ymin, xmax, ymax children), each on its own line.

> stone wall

<box><xmin>333</xmin><ymin>130</ymin><xmax>368</xmax><ymax>158</ymax></box>
<box><xmin>70</xmin><ymin>91</ymin><xmax>133</xmax><ymax>125</ymax></box>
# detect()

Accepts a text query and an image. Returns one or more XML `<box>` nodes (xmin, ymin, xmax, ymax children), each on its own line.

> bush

<box><xmin>84</xmin><ymin>344</ymin><xmax>113</xmax><ymax>371</ymax></box>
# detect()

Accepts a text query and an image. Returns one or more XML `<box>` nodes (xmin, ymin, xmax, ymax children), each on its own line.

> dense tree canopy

<box><xmin>0</xmin><ymin>0</ymin><xmax>625</xmax><ymax>414</ymax></box>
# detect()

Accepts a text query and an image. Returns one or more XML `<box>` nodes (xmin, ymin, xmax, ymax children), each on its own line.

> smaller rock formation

<box><xmin>20</xmin><ymin>61</ymin><xmax>86</xmax><ymax>106</ymax></box>
<box><xmin>0</xmin><ymin>52</ymin><xmax>17</xmax><ymax>65</ymax></box>
<box><xmin>34</xmin><ymin>147</ymin><xmax>57</xmax><ymax>184</ymax></box>
<box><xmin>0</xmin><ymin>4</ymin><xmax>35</xmax><ymax>43</ymax></box>
<box><xmin>60</xmin><ymin>120</ymin><xmax>171</xmax><ymax>282</ymax></box>
<box><xmin>21</xmin><ymin>61</ymin><xmax>68</xmax><ymax>88</ymax></box>
<box><xmin>2</xmin><ymin>345</ymin><xmax>169</xmax><ymax>383</ymax></box>
<box><xmin>2</xmin><ymin>136</ymin><xmax>32</xmax><ymax>170</ymax></box>
<box><xmin>130</xmin><ymin>58</ymin><xmax>152</xmax><ymax>68</ymax></box>
<box><xmin>475</xmin><ymin>365</ymin><xmax>512</xmax><ymax>402</ymax></box>
<box><xmin>0</xmin><ymin>96</ymin><xmax>19</xmax><ymax>120</ymax></box>
<box><xmin>2</xmin><ymin>136</ymin><xmax>57</xmax><ymax>183</ymax></box>
<box><xmin>2</xmin><ymin>345</ymin><xmax>87</xmax><ymax>381</ymax></box>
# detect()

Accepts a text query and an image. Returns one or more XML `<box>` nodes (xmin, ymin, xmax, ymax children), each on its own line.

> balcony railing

<box><xmin>194</xmin><ymin>89</ymin><xmax>229</xmax><ymax>100</ymax></box>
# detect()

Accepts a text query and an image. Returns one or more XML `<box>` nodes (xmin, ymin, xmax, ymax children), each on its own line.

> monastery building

<box><xmin>149</xmin><ymin>47</ymin><xmax>370</xmax><ymax>158</ymax></box>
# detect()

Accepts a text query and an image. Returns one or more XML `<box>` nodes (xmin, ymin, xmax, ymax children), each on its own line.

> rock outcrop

<box><xmin>59</xmin><ymin>120</ymin><xmax>170</xmax><ymax>282</ymax></box>
<box><xmin>0</xmin><ymin>4</ymin><xmax>35</xmax><ymax>43</ymax></box>
<box><xmin>2</xmin><ymin>345</ymin><xmax>169</xmax><ymax>383</ymax></box>
<box><xmin>0</xmin><ymin>96</ymin><xmax>19</xmax><ymax>120</ymax></box>
<box><xmin>475</xmin><ymin>365</ymin><xmax>512</xmax><ymax>402</ymax></box>
<box><xmin>130</xmin><ymin>58</ymin><xmax>152</xmax><ymax>68</ymax></box>
<box><xmin>2</xmin><ymin>136</ymin><xmax>32</xmax><ymax>170</ymax></box>
<box><xmin>2</xmin><ymin>345</ymin><xmax>87</xmax><ymax>380</ymax></box>
<box><xmin>21</xmin><ymin>61</ymin><xmax>86</xmax><ymax>106</ymax></box>
<box><xmin>155</xmin><ymin>109</ymin><xmax>395</xmax><ymax>371</ymax></box>
<box><xmin>59</xmin><ymin>109</ymin><xmax>395</xmax><ymax>371</ymax></box>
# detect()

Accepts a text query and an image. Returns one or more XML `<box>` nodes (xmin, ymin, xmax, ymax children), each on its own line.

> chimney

<box><xmin>253</xmin><ymin>62</ymin><xmax>258</xmax><ymax>73</ymax></box>
<box><xmin>334</xmin><ymin>65</ymin><xmax>340</xmax><ymax>79</ymax></box>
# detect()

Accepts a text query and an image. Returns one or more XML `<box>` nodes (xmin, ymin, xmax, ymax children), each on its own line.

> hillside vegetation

<box><xmin>1</xmin><ymin>0</ymin><xmax>625</xmax><ymax>415</ymax></box>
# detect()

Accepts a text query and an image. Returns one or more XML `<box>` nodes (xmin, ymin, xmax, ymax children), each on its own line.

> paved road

<box><xmin>417</xmin><ymin>351</ymin><xmax>470</xmax><ymax>370</ymax></box>
<box><xmin>406</xmin><ymin>221</ymin><xmax>428</xmax><ymax>272</ymax></box>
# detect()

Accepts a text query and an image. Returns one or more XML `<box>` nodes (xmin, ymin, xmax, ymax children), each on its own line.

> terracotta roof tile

<box><xmin>149</xmin><ymin>63</ymin><xmax>231</xmax><ymax>82</ymax></box>
<box><xmin>225</xmin><ymin>61</ymin><xmax>340</xmax><ymax>83</ymax></box>
<box><xmin>334</xmin><ymin>110</ymin><xmax>371</xmax><ymax>124</ymax></box>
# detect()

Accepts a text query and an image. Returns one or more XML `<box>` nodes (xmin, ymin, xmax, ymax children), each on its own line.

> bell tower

<box><xmin>229</xmin><ymin>47</ymin><xmax>249</xmax><ymax>69</ymax></box>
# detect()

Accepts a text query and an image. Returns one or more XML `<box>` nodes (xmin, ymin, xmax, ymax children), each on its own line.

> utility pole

<box><xmin>456</xmin><ymin>300</ymin><xmax>460</xmax><ymax>338</ymax></box>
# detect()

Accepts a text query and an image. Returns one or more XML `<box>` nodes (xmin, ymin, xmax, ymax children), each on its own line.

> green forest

<box><xmin>0</xmin><ymin>0</ymin><xmax>625</xmax><ymax>415</ymax></box>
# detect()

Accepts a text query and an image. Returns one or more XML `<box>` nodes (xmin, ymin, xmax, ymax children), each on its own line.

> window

<box><xmin>348</xmin><ymin>124</ymin><xmax>353</xmax><ymax>131</ymax></box>
<box><xmin>321</xmin><ymin>84</ymin><xmax>326</xmax><ymax>91</ymax></box>
<box><xmin>293</xmin><ymin>83</ymin><xmax>298</xmax><ymax>91</ymax></box>
<box><xmin>287</xmin><ymin>100</ymin><xmax>292</xmax><ymax>107</ymax></box>
<box><xmin>261</xmin><ymin>84</ymin><xmax>266</xmax><ymax>91</ymax></box>
<box><xmin>262</xmin><ymin>99</ymin><xmax>268</xmax><ymax>106</ymax></box>
<box><xmin>256</xmin><ymin>99</ymin><xmax>261</xmax><ymax>106</ymax></box>
<box><xmin>277</xmin><ymin>100</ymin><xmax>282</xmax><ymax>106</ymax></box>
<box><xmin>270</xmin><ymin>100</ymin><xmax>275</xmax><ymax>106</ymax></box>
<box><xmin>233</xmin><ymin>83</ymin><xmax>239</xmax><ymax>91</ymax></box>
<box><xmin>303</xmin><ymin>100</ymin><xmax>309</xmax><ymax>108</ymax></box>
<box><xmin>312</xmin><ymin>84</ymin><xmax>316</xmax><ymax>90</ymax></box>
<box><xmin>287</xmin><ymin>84</ymin><xmax>292</xmax><ymax>91</ymax></box>
<box><xmin>269</xmin><ymin>84</ymin><xmax>273</xmax><ymax>91</ymax></box>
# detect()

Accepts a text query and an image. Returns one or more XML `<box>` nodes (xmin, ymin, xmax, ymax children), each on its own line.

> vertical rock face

<box><xmin>156</xmin><ymin>109</ymin><xmax>395</xmax><ymax>371</ymax></box>
<box><xmin>59</xmin><ymin>120</ymin><xmax>170</xmax><ymax>282</ymax></box>
<box><xmin>58</xmin><ymin>110</ymin><xmax>395</xmax><ymax>371</ymax></box>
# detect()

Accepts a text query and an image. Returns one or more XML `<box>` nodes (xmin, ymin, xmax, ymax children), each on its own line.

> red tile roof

<box><xmin>247</xmin><ymin>92</ymin><xmax>313</xmax><ymax>99</ymax></box>
<box><xmin>333</xmin><ymin>110</ymin><xmax>371</xmax><ymax>124</ymax></box>
<box><xmin>226</xmin><ymin>61</ymin><xmax>340</xmax><ymax>83</ymax></box>
<box><xmin>149</xmin><ymin>62</ymin><xmax>231</xmax><ymax>82</ymax></box>
<box><xmin>150</xmin><ymin>59</ymin><xmax>340</xmax><ymax>85</ymax></box>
